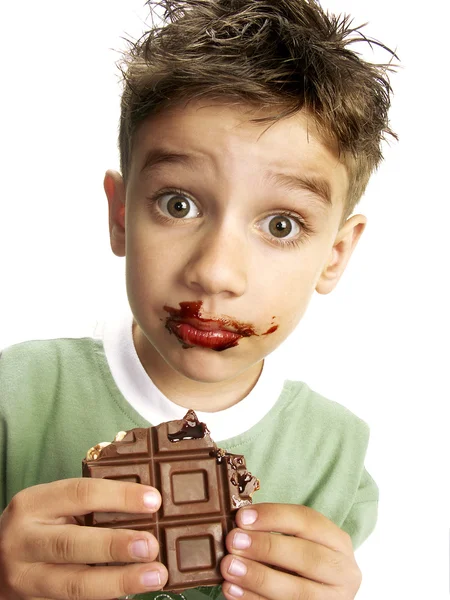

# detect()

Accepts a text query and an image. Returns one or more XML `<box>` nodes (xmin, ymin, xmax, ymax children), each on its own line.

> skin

<box><xmin>221</xmin><ymin>504</ymin><xmax>361</xmax><ymax>600</ymax></box>
<box><xmin>0</xmin><ymin>100</ymin><xmax>364</xmax><ymax>599</ymax></box>
<box><xmin>0</xmin><ymin>479</ymin><xmax>169</xmax><ymax>598</ymax></box>
<box><xmin>106</xmin><ymin>100</ymin><xmax>366</xmax><ymax>411</ymax></box>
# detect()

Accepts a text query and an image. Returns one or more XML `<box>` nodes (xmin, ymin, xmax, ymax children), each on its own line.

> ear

<box><xmin>315</xmin><ymin>214</ymin><xmax>367</xmax><ymax>295</ymax></box>
<box><xmin>104</xmin><ymin>169</ymin><xmax>126</xmax><ymax>257</ymax></box>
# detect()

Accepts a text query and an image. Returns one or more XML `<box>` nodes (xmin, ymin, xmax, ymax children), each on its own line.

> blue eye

<box><xmin>259</xmin><ymin>214</ymin><xmax>300</xmax><ymax>240</ymax></box>
<box><xmin>158</xmin><ymin>192</ymin><xmax>200</xmax><ymax>219</ymax></box>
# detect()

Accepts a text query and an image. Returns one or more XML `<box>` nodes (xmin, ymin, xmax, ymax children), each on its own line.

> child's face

<box><xmin>106</xmin><ymin>100</ymin><xmax>365</xmax><ymax>386</ymax></box>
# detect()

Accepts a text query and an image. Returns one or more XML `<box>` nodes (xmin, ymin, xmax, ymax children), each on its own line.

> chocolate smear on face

<box><xmin>163</xmin><ymin>302</ymin><xmax>278</xmax><ymax>351</ymax></box>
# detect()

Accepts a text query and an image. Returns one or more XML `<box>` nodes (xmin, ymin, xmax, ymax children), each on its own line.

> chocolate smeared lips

<box><xmin>164</xmin><ymin>301</ymin><xmax>256</xmax><ymax>351</ymax></box>
<box><xmin>167</xmin><ymin>322</ymin><xmax>242</xmax><ymax>350</ymax></box>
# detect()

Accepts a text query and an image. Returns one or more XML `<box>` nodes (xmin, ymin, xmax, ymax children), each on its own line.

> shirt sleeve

<box><xmin>0</xmin><ymin>416</ymin><xmax>6</xmax><ymax>513</ymax></box>
<box><xmin>0</xmin><ymin>352</ymin><xmax>7</xmax><ymax>513</ymax></box>
<box><xmin>340</xmin><ymin>467</ymin><xmax>379</xmax><ymax>549</ymax></box>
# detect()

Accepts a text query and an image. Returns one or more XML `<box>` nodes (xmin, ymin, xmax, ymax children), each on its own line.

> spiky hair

<box><xmin>118</xmin><ymin>0</ymin><xmax>397</xmax><ymax>215</ymax></box>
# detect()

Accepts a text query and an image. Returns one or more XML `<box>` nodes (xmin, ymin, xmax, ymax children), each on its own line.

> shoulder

<box><xmin>279</xmin><ymin>380</ymin><xmax>370</xmax><ymax>448</ymax></box>
<box><xmin>1</xmin><ymin>336</ymin><xmax>99</xmax><ymax>371</ymax></box>
<box><xmin>0</xmin><ymin>317</ymin><xmax>102</xmax><ymax>365</ymax></box>
<box><xmin>0</xmin><ymin>337</ymin><xmax>102</xmax><ymax>413</ymax></box>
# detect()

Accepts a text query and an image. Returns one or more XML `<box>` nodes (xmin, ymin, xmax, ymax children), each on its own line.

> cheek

<box><xmin>126</xmin><ymin>216</ymin><xmax>177</xmax><ymax>271</ymax></box>
<box><xmin>259</xmin><ymin>259</ymin><xmax>322</xmax><ymax>327</ymax></box>
<box><xmin>259</xmin><ymin>251</ymin><xmax>321</xmax><ymax>295</ymax></box>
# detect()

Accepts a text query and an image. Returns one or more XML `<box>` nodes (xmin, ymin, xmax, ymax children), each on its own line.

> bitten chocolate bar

<box><xmin>82</xmin><ymin>410</ymin><xmax>259</xmax><ymax>591</ymax></box>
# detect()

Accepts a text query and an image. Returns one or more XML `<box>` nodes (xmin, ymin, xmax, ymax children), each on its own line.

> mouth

<box><xmin>164</xmin><ymin>301</ymin><xmax>256</xmax><ymax>352</ymax></box>
<box><xmin>166</xmin><ymin>320</ymin><xmax>243</xmax><ymax>351</ymax></box>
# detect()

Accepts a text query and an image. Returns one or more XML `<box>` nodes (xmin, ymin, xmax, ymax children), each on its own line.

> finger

<box><xmin>236</xmin><ymin>504</ymin><xmax>352</xmax><ymax>552</ymax></box>
<box><xmin>221</xmin><ymin>555</ymin><xmax>328</xmax><ymax>600</ymax></box>
<box><xmin>18</xmin><ymin>561</ymin><xmax>168</xmax><ymax>600</ymax></box>
<box><xmin>224</xmin><ymin>529</ymin><xmax>350</xmax><ymax>586</ymax></box>
<box><xmin>9</xmin><ymin>478</ymin><xmax>161</xmax><ymax>518</ymax></box>
<box><xmin>222</xmin><ymin>581</ymin><xmax>265</xmax><ymax>600</ymax></box>
<box><xmin>20</xmin><ymin>523</ymin><xmax>160</xmax><ymax>565</ymax></box>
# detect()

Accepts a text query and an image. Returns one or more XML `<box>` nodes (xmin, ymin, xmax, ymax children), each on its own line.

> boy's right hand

<box><xmin>0</xmin><ymin>478</ymin><xmax>169</xmax><ymax>600</ymax></box>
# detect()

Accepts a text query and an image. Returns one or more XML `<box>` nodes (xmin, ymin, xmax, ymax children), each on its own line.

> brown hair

<box><xmin>118</xmin><ymin>0</ymin><xmax>397</xmax><ymax>217</ymax></box>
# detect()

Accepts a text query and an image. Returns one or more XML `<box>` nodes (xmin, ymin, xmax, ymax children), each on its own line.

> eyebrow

<box><xmin>140</xmin><ymin>147</ymin><xmax>332</xmax><ymax>206</ymax></box>
<box><xmin>141</xmin><ymin>148</ymin><xmax>201</xmax><ymax>174</ymax></box>
<box><xmin>267</xmin><ymin>172</ymin><xmax>332</xmax><ymax>206</ymax></box>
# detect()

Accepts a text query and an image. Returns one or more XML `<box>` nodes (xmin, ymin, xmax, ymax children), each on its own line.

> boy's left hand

<box><xmin>221</xmin><ymin>503</ymin><xmax>362</xmax><ymax>600</ymax></box>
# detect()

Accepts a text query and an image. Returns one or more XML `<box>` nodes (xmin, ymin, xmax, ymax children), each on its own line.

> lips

<box><xmin>166</xmin><ymin>320</ymin><xmax>242</xmax><ymax>351</ymax></box>
<box><xmin>163</xmin><ymin>302</ymin><xmax>259</xmax><ymax>352</ymax></box>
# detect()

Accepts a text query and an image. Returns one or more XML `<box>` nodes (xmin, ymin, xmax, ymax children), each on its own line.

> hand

<box><xmin>0</xmin><ymin>478</ymin><xmax>169</xmax><ymax>600</ymax></box>
<box><xmin>220</xmin><ymin>503</ymin><xmax>361</xmax><ymax>600</ymax></box>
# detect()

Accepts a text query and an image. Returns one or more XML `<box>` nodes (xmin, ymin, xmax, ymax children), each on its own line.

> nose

<box><xmin>182</xmin><ymin>221</ymin><xmax>248</xmax><ymax>298</ymax></box>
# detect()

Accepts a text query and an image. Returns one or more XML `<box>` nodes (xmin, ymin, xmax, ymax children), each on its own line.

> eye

<box><xmin>258</xmin><ymin>214</ymin><xmax>300</xmax><ymax>240</ymax></box>
<box><xmin>157</xmin><ymin>192</ymin><xmax>200</xmax><ymax>219</ymax></box>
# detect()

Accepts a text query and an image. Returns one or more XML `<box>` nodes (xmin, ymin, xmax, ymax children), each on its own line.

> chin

<box><xmin>164</xmin><ymin>344</ymin><xmax>247</xmax><ymax>384</ymax></box>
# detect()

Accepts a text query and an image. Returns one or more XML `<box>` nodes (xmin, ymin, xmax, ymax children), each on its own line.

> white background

<box><xmin>1</xmin><ymin>1</ymin><xmax>449</xmax><ymax>598</ymax></box>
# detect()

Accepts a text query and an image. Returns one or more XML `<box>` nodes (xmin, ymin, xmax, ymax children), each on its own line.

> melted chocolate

<box><xmin>262</xmin><ymin>325</ymin><xmax>279</xmax><ymax>335</ymax></box>
<box><xmin>164</xmin><ymin>301</ymin><xmax>256</xmax><ymax>337</ymax></box>
<box><xmin>168</xmin><ymin>409</ymin><xmax>209</xmax><ymax>442</ymax></box>
<box><xmin>235</xmin><ymin>472</ymin><xmax>254</xmax><ymax>494</ymax></box>
<box><xmin>163</xmin><ymin>301</ymin><xmax>278</xmax><ymax>351</ymax></box>
<box><xmin>164</xmin><ymin>302</ymin><xmax>203</xmax><ymax>320</ymax></box>
<box><xmin>222</xmin><ymin>452</ymin><xmax>260</xmax><ymax>497</ymax></box>
<box><xmin>168</xmin><ymin>421</ymin><xmax>207</xmax><ymax>442</ymax></box>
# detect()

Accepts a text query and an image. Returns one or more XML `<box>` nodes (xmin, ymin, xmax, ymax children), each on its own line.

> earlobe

<box><xmin>104</xmin><ymin>169</ymin><xmax>126</xmax><ymax>257</ymax></box>
<box><xmin>315</xmin><ymin>214</ymin><xmax>367</xmax><ymax>295</ymax></box>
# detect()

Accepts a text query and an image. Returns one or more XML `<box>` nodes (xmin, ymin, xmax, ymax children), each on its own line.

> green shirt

<box><xmin>0</xmin><ymin>337</ymin><xmax>378</xmax><ymax>600</ymax></box>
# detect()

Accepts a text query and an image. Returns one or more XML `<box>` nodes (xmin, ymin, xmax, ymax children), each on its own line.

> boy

<box><xmin>0</xmin><ymin>0</ymin><xmax>396</xmax><ymax>598</ymax></box>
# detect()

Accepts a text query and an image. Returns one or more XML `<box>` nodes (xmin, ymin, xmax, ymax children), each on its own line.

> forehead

<box><xmin>130</xmin><ymin>99</ymin><xmax>349</xmax><ymax>207</ymax></box>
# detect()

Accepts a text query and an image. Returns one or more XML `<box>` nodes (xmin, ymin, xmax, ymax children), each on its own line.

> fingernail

<box><xmin>233</xmin><ymin>532</ymin><xmax>251</xmax><ymax>550</ymax></box>
<box><xmin>240</xmin><ymin>509</ymin><xmax>257</xmax><ymax>525</ymax></box>
<box><xmin>229</xmin><ymin>583</ymin><xmax>244</xmax><ymax>597</ymax></box>
<box><xmin>143</xmin><ymin>491</ymin><xmax>160</xmax><ymax>509</ymax></box>
<box><xmin>130</xmin><ymin>539</ymin><xmax>150</xmax><ymax>558</ymax></box>
<box><xmin>141</xmin><ymin>570</ymin><xmax>161</xmax><ymax>588</ymax></box>
<box><xmin>228</xmin><ymin>558</ymin><xmax>247</xmax><ymax>577</ymax></box>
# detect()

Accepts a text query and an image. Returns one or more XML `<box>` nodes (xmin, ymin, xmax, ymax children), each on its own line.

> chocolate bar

<box><xmin>82</xmin><ymin>410</ymin><xmax>259</xmax><ymax>591</ymax></box>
